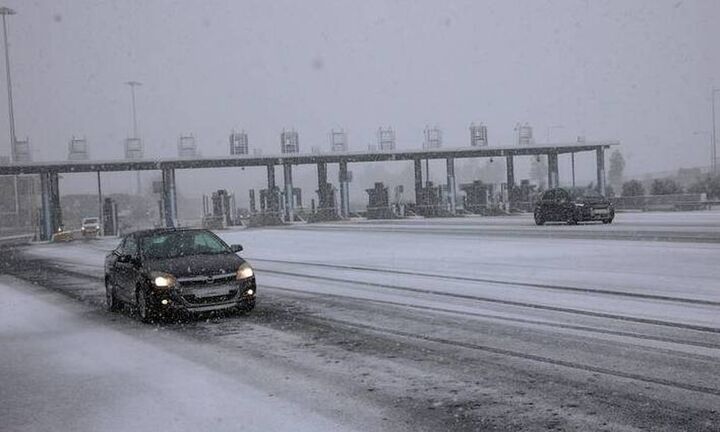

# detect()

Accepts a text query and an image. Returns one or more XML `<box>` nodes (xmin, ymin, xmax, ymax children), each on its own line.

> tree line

<box><xmin>608</xmin><ymin>150</ymin><xmax>720</xmax><ymax>198</ymax></box>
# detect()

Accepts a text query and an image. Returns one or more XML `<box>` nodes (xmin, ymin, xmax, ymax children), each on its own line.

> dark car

<box><xmin>104</xmin><ymin>228</ymin><xmax>256</xmax><ymax>322</ymax></box>
<box><xmin>534</xmin><ymin>187</ymin><xmax>615</xmax><ymax>225</ymax></box>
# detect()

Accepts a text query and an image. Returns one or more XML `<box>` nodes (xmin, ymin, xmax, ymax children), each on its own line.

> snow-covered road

<box><xmin>0</xmin><ymin>277</ymin><xmax>370</xmax><ymax>432</ymax></box>
<box><xmin>3</xmin><ymin>212</ymin><xmax>720</xmax><ymax>431</ymax></box>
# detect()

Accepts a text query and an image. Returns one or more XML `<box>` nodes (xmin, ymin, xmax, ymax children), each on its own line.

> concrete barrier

<box><xmin>0</xmin><ymin>233</ymin><xmax>33</xmax><ymax>247</ymax></box>
<box><xmin>611</xmin><ymin>194</ymin><xmax>708</xmax><ymax>211</ymax></box>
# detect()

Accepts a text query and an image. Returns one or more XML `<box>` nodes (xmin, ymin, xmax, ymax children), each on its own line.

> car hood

<box><xmin>143</xmin><ymin>253</ymin><xmax>244</xmax><ymax>278</ymax></box>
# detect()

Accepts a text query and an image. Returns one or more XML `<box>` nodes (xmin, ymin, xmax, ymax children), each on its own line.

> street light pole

<box><xmin>126</xmin><ymin>81</ymin><xmax>142</xmax><ymax>139</ymax></box>
<box><xmin>125</xmin><ymin>81</ymin><xmax>142</xmax><ymax>195</ymax></box>
<box><xmin>694</xmin><ymin>131</ymin><xmax>712</xmax><ymax>172</ymax></box>
<box><xmin>1</xmin><ymin>6</ymin><xmax>17</xmax><ymax>160</ymax></box>
<box><xmin>1</xmin><ymin>7</ymin><xmax>20</xmax><ymax>219</ymax></box>
<box><xmin>712</xmin><ymin>88</ymin><xmax>719</xmax><ymax>174</ymax></box>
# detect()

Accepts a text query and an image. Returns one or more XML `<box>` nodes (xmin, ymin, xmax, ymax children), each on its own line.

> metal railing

<box><xmin>610</xmin><ymin>194</ymin><xmax>710</xmax><ymax>211</ymax></box>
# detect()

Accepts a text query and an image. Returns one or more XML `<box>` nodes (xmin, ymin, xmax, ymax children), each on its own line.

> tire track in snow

<box><xmin>262</xmin><ymin>284</ymin><xmax>720</xmax><ymax>350</ymax></box>
<box><xmin>249</xmin><ymin>258</ymin><xmax>720</xmax><ymax>307</ymax></box>
<box><xmin>283</xmin><ymin>309</ymin><xmax>720</xmax><ymax>398</ymax></box>
<box><xmin>256</xmin><ymin>268</ymin><xmax>720</xmax><ymax>334</ymax></box>
<box><xmin>10</xmin><ymin>251</ymin><xmax>720</xmax><ymax>337</ymax></box>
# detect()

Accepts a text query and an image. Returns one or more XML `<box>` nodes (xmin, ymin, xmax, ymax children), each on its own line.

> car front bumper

<box><xmin>149</xmin><ymin>278</ymin><xmax>256</xmax><ymax>314</ymax></box>
<box><xmin>576</xmin><ymin>206</ymin><xmax>614</xmax><ymax>221</ymax></box>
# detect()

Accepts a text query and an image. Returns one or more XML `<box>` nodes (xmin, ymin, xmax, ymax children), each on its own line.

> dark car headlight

<box><xmin>236</xmin><ymin>262</ymin><xmax>254</xmax><ymax>280</ymax></box>
<box><xmin>150</xmin><ymin>272</ymin><xmax>176</xmax><ymax>288</ymax></box>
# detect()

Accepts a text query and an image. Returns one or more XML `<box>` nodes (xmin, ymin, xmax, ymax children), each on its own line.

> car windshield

<box><xmin>140</xmin><ymin>231</ymin><xmax>230</xmax><ymax>259</ymax></box>
<box><xmin>83</xmin><ymin>218</ymin><xmax>98</xmax><ymax>224</ymax></box>
<box><xmin>569</xmin><ymin>188</ymin><xmax>603</xmax><ymax>199</ymax></box>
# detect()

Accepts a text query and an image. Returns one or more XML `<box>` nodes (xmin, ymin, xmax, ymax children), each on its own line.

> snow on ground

<box><xmin>22</xmin><ymin>213</ymin><xmax>720</xmax><ymax>329</ymax></box>
<box><xmin>0</xmin><ymin>276</ymin><xmax>363</xmax><ymax>432</ymax></box>
<box><xmin>227</xmin><ymin>227</ymin><xmax>720</xmax><ymax>299</ymax></box>
<box><xmin>7</xmin><ymin>212</ymin><xmax>720</xmax><ymax>431</ymax></box>
<box><xmin>223</xmin><ymin>226</ymin><xmax>720</xmax><ymax>329</ymax></box>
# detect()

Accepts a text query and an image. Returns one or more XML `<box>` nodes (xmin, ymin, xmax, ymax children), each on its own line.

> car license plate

<box><xmin>193</xmin><ymin>286</ymin><xmax>231</xmax><ymax>298</ymax></box>
<box><xmin>593</xmin><ymin>208</ymin><xmax>609</xmax><ymax>215</ymax></box>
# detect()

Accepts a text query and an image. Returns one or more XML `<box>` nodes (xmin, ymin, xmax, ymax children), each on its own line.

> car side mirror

<box><xmin>230</xmin><ymin>244</ymin><xmax>243</xmax><ymax>253</ymax></box>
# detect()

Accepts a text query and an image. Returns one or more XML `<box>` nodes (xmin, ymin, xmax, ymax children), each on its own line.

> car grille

<box><xmin>181</xmin><ymin>290</ymin><xmax>238</xmax><ymax>305</ymax></box>
<box><xmin>177</xmin><ymin>273</ymin><xmax>238</xmax><ymax>306</ymax></box>
<box><xmin>177</xmin><ymin>273</ymin><xmax>236</xmax><ymax>287</ymax></box>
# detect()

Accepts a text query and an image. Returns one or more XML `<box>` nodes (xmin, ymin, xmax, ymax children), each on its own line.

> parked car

<box><xmin>104</xmin><ymin>228</ymin><xmax>256</xmax><ymax>322</ymax></box>
<box><xmin>534</xmin><ymin>187</ymin><xmax>614</xmax><ymax>225</ymax></box>
<box><xmin>81</xmin><ymin>217</ymin><xmax>100</xmax><ymax>237</ymax></box>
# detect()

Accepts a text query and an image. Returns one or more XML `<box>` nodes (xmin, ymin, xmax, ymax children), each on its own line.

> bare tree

<box><xmin>622</xmin><ymin>179</ymin><xmax>645</xmax><ymax>197</ymax></box>
<box><xmin>651</xmin><ymin>178</ymin><xmax>683</xmax><ymax>195</ymax></box>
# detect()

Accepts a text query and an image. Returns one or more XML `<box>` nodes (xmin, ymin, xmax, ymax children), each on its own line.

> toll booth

<box><xmin>317</xmin><ymin>183</ymin><xmax>335</xmax><ymax>213</ymax></box>
<box><xmin>259</xmin><ymin>188</ymin><xmax>279</xmax><ymax>214</ymax></box>
<box><xmin>102</xmin><ymin>197</ymin><xmax>118</xmax><ymax>236</ymax></box>
<box><xmin>202</xmin><ymin>189</ymin><xmax>237</xmax><ymax>229</ymax></box>
<box><xmin>212</xmin><ymin>190</ymin><xmax>234</xmax><ymax>226</ymax></box>
<box><xmin>309</xmin><ymin>182</ymin><xmax>340</xmax><ymax>222</ymax></box>
<box><xmin>1</xmin><ymin>175</ymin><xmax>39</xmax><ymax>234</ymax></box>
<box><xmin>461</xmin><ymin>180</ymin><xmax>492</xmax><ymax>214</ymax></box>
<box><xmin>365</xmin><ymin>182</ymin><xmax>396</xmax><ymax>219</ymax></box>
<box><xmin>292</xmin><ymin>188</ymin><xmax>302</xmax><ymax>208</ymax></box>
<box><xmin>39</xmin><ymin>173</ymin><xmax>62</xmax><ymax>240</ymax></box>
<box><xmin>393</xmin><ymin>185</ymin><xmax>406</xmax><ymax>217</ymax></box>
<box><xmin>513</xmin><ymin>179</ymin><xmax>537</xmax><ymax>212</ymax></box>
<box><xmin>414</xmin><ymin>181</ymin><xmax>445</xmax><ymax>217</ymax></box>
<box><xmin>251</xmin><ymin>187</ymin><xmax>283</xmax><ymax>226</ymax></box>
<box><xmin>249</xmin><ymin>189</ymin><xmax>257</xmax><ymax>214</ymax></box>
<box><xmin>279</xmin><ymin>187</ymin><xmax>303</xmax><ymax>221</ymax></box>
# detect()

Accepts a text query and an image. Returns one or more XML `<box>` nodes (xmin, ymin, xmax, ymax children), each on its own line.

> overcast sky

<box><xmin>1</xmin><ymin>0</ymin><xmax>718</xmax><ymax>195</ymax></box>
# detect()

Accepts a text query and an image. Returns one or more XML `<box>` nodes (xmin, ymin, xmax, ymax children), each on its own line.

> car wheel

<box><xmin>567</xmin><ymin>215</ymin><xmax>578</xmax><ymax>225</ymax></box>
<box><xmin>136</xmin><ymin>289</ymin><xmax>155</xmax><ymax>323</ymax></box>
<box><xmin>534</xmin><ymin>211</ymin><xmax>545</xmax><ymax>226</ymax></box>
<box><xmin>603</xmin><ymin>217</ymin><xmax>613</xmax><ymax>224</ymax></box>
<box><xmin>105</xmin><ymin>279</ymin><xmax>120</xmax><ymax>312</ymax></box>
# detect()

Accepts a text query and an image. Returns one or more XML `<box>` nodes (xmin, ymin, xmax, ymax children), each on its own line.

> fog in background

<box><xmin>1</xmin><ymin>0</ymin><xmax>718</xmax><ymax>203</ymax></box>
